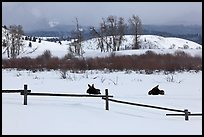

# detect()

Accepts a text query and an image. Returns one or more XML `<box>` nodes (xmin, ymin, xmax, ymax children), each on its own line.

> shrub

<box><xmin>2</xmin><ymin>52</ymin><xmax>202</xmax><ymax>73</ymax></box>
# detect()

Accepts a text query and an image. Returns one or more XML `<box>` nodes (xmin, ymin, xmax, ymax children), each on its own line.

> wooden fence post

<box><xmin>105</xmin><ymin>89</ymin><xmax>109</xmax><ymax>110</ymax></box>
<box><xmin>184</xmin><ymin>109</ymin><xmax>189</xmax><ymax>121</ymax></box>
<box><xmin>23</xmin><ymin>84</ymin><xmax>28</xmax><ymax>105</ymax></box>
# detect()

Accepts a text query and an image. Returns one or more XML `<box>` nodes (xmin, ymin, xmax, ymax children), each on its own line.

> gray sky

<box><xmin>2</xmin><ymin>2</ymin><xmax>202</xmax><ymax>31</ymax></box>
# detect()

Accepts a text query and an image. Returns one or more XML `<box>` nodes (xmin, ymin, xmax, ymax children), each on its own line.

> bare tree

<box><xmin>3</xmin><ymin>25</ymin><xmax>24</xmax><ymax>58</ymax></box>
<box><xmin>117</xmin><ymin>17</ymin><xmax>127</xmax><ymax>51</ymax></box>
<box><xmin>129</xmin><ymin>15</ymin><xmax>143</xmax><ymax>49</ymax></box>
<box><xmin>106</xmin><ymin>15</ymin><xmax>127</xmax><ymax>51</ymax></box>
<box><xmin>90</xmin><ymin>15</ymin><xmax>126</xmax><ymax>52</ymax></box>
<box><xmin>70</xmin><ymin>18</ymin><xmax>84</xmax><ymax>56</ymax></box>
<box><xmin>16</xmin><ymin>25</ymin><xmax>24</xmax><ymax>55</ymax></box>
<box><xmin>106</xmin><ymin>15</ymin><xmax>117</xmax><ymax>51</ymax></box>
<box><xmin>2</xmin><ymin>26</ymin><xmax>10</xmax><ymax>57</ymax></box>
<box><xmin>90</xmin><ymin>19</ymin><xmax>110</xmax><ymax>52</ymax></box>
<box><xmin>90</xmin><ymin>26</ymin><xmax>104</xmax><ymax>52</ymax></box>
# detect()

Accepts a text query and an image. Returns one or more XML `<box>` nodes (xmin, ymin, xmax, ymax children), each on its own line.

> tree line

<box><xmin>70</xmin><ymin>14</ymin><xmax>142</xmax><ymax>56</ymax></box>
<box><xmin>89</xmin><ymin>14</ymin><xmax>142</xmax><ymax>52</ymax></box>
<box><xmin>2</xmin><ymin>14</ymin><xmax>143</xmax><ymax>58</ymax></box>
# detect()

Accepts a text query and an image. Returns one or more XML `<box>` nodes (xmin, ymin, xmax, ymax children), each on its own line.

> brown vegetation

<box><xmin>2</xmin><ymin>50</ymin><xmax>202</xmax><ymax>72</ymax></box>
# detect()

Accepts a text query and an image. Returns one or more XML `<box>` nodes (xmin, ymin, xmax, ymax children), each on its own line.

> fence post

<box><xmin>184</xmin><ymin>109</ymin><xmax>189</xmax><ymax>121</ymax></box>
<box><xmin>23</xmin><ymin>84</ymin><xmax>28</xmax><ymax>105</ymax></box>
<box><xmin>105</xmin><ymin>89</ymin><xmax>109</xmax><ymax>110</ymax></box>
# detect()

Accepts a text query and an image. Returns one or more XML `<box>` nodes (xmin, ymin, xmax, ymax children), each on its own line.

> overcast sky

<box><xmin>2</xmin><ymin>2</ymin><xmax>202</xmax><ymax>31</ymax></box>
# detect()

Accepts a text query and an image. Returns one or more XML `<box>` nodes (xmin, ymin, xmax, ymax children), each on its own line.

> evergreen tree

<box><xmin>29</xmin><ymin>42</ymin><xmax>32</xmax><ymax>47</ymax></box>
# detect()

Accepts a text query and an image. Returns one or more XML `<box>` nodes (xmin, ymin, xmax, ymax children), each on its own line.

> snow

<box><xmin>2</xmin><ymin>31</ymin><xmax>202</xmax><ymax>59</ymax></box>
<box><xmin>2</xmin><ymin>27</ymin><xmax>202</xmax><ymax>135</ymax></box>
<box><xmin>2</xmin><ymin>69</ymin><xmax>202</xmax><ymax>135</ymax></box>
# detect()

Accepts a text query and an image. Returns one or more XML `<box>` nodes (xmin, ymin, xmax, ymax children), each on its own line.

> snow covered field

<box><xmin>2</xmin><ymin>27</ymin><xmax>202</xmax><ymax>135</ymax></box>
<box><xmin>2</xmin><ymin>69</ymin><xmax>202</xmax><ymax>135</ymax></box>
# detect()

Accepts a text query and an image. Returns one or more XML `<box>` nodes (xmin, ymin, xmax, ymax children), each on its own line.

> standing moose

<box><xmin>148</xmin><ymin>85</ymin><xmax>165</xmax><ymax>95</ymax></box>
<box><xmin>86</xmin><ymin>84</ymin><xmax>101</xmax><ymax>94</ymax></box>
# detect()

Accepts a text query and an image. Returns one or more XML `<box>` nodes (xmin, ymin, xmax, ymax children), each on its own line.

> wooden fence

<box><xmin>102</xmin><ymin>97</ymin><xmax>202</xmax><ymax>121</ymax></box>
<box><xmin>19</xmin><ymin>85</ymin><xmax>113</xmax><ymax>110</ymax></box>
<box><xmin>166</xmin><ymin>113</ymin><xmax>202</xmax><ymax>121</ymax></box>
<box><xmin>2</xmin><ymin>89</ymin><xmax>31</xmax><ymax>93</ymax></box>
<box><xmin>3</xmin><ymin>84</ymin><xmax>201</xmax><ymax>121</ymax></box>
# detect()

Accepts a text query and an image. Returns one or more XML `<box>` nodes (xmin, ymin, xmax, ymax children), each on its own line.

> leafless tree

<box><xmin>129</xmin><ymin>15</ymin><xmax>143</xmax><ymax>49</ymax></box>
<box><xmin>90</xmin><ymin>15</ymin><xmax>126</xmax><ymax>52</ymax></box>
<box><xmin>90</xmin><ymin>18</ymin><xmax>110</xmax><ymax>52</ymax></box>
<box><xmin>3</xmin><ymin>25</ymin><xmax>24</xmax><ymax>58</ymax></box>
<box><xmin>70</xmin><ymin>18</ymin><xmax>84</xmax><ymax>56</ymax></box>
<box><xmin>106</xmin><ymin>15</ymin><xmax>117</xmax><ymax>51</ymax></box>
<box><xmin>117</xmin><ymin>17</ymin><xmax>126</xmax><ymax>51</ymax></box>
<box><xmin>2</xmin><ymin>26</ymin><xmax>10</xmax><ymax>57</ymax></box>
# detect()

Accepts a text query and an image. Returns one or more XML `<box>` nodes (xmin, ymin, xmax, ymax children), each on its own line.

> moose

<box><xmin>148</xmin><ymin>85</ymin><xmax>165</xmax><ymax>95</ymax></box>
<box><xmin>86</xmin><ymin>84</ymin><xmax>101</xmax><ymax>95</ymax></box>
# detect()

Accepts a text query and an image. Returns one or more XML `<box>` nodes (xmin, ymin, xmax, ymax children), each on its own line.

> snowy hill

<box><xmin>82</xmin><ymin>35</ymin><xmax>202</xmax><ymax>58</ymax></box>
<box><xmin>2</xmin><ymin>27</ymin><xmax>202</xmax><ymax>59</ymax></box>
<box><xmin>84</xmin><ymin>35</ymin><xmax>202</xmax><ymax>50</ymax></box>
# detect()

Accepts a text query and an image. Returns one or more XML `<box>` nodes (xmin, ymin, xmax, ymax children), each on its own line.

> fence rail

<box><xmin>24</xmin><ymin>92</ymin><xmax>113</xmax><ymax>98</ymax></box>
<box><xmin>102</xmin><ymin>97</ymin><xmax>186</xmax><ymax>113</ymax></box>
<box><xmin>2</xmin><ymin>90</ymin><xmax>31</xmax><ymax>93</ymax></box>
<box><xmin>166</xmin><ymin>113</ymin><xmax>202</xmax><ymax>121</ymax></box>
<box><xmin>18</xmin><ymin>84</ymin><xmax>112</xmax><ymax>110</ymax></box>
<box><xmin>101</xmin><ymin>97</ymin><xmax>201</xmax><ymax>121</ymax></box>
<box><xmin>166</xmin><ymin>113</ymin><xmax>202</xmax><ymax>116</ymax></box>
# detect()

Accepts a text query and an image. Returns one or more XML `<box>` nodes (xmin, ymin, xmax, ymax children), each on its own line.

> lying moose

<box><xmin>86</xmin><ymin>84</ymin><xmax>101</xmax><ymax>94</ymax></box>
<box><xmin>148</xmin><ymin>85</ymin><xmax>165</xmax><ymax>95</ymax></box>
